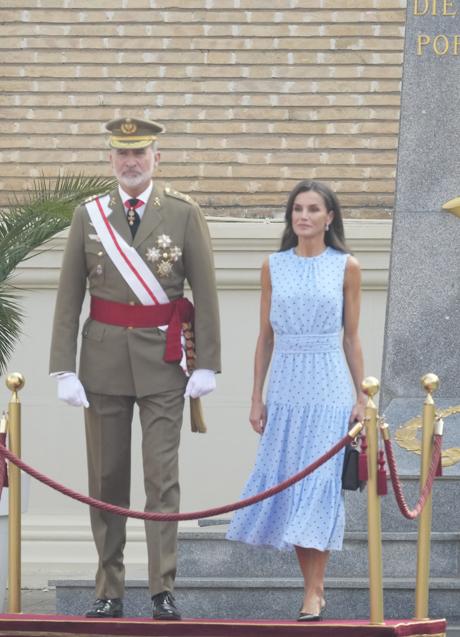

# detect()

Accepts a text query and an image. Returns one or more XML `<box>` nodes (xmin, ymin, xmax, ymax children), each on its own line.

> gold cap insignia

<box><xmin>120</xmin><ymin>119</ymin><xmax>137</xmax><ymax>134</ymax></box>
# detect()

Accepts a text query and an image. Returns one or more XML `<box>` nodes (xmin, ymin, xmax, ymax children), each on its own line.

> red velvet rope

<box><xmin>0</xmin><ymin>433</ymin><xmax>351</xmax><ymax>522</ymax></box>
<box><xmin>383</xmin><ymin>434</ymin><xmax>442</xmax><ymax>520</ymax></box>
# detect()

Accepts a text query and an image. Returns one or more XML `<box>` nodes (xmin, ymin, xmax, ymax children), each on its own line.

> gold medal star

<box><xmin>157</xmin><ymin>234</ymin><xmax>172</xmax><ymax>248</ymax></box>
<box><xmin>146</xmin><ymin>246</ymin><xmax>161</xmax><ymax>262</ymax></box>
<box><xmin>170</xmin><ymin>246</ymin><xmax>182</xmax><ymax>262</ymax></box>
<box><xmin>157</xmin><ymin>260</ymin><xmax>173</xmax><ymax>277</ymax></box>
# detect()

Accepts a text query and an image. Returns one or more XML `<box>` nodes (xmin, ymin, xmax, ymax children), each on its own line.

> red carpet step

<box><xmin>0</xmin><ymin>614</ymin><xmax>447</xmax><ymax>637</ymax></box>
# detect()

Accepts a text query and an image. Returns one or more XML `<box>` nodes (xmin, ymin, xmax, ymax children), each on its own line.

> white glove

<box><xmin>184</xmin><ymin>369</ymin><xmax>216</xmax><ymax>399</ymax></box>
<box><xmin>56</xmin><ymin>372</ymin><xmax>89</xmax><ymax>408</ymax></box>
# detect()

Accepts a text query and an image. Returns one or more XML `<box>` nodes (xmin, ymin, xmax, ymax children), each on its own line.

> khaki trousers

<box><xmin>84</xmin><ymin>388</ymin><xmax>184</xmax><ymax>599</ymax></box>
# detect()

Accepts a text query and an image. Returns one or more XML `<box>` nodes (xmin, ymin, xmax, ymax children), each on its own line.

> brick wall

<box><xmin>0</xmin><ymin>0</ymin><xmax>406</xmax><ymax>217</ymax></box>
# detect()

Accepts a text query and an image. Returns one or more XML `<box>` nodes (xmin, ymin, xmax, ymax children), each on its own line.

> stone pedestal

<box><xmin>381</xmin><ymin>2</ymin><xmax>460</xmax><ymax>472</ymax></box>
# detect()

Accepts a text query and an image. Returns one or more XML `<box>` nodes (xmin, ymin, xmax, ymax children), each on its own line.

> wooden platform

<box><xmin>0</xmin><ymin>614</ymin><xmax>447</xmax><ymax>637</ymax></box>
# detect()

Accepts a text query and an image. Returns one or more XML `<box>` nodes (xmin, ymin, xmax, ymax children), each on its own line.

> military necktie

<box><xmin>125</xmin><ymin>197</ymin><xmax>142</xmax><ymax>237</ymax></box>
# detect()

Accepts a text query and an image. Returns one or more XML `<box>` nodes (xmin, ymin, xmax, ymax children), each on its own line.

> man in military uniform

<box><xmin>49</xmin><ymin>117</ymin><xmax>221</xmax><ymax>620</ymax></box>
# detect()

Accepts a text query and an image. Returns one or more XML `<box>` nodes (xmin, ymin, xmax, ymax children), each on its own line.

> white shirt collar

<box><xmin>118</xmin><ymin>182</ymin><xmax>153</xmax><ymax>218</ymax></box>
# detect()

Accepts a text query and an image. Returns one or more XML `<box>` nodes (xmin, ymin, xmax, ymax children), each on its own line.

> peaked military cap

<box><xmin>105</xmin><ymin>116</ymin><xmax>165</xmax><ymax>149</ymax></box>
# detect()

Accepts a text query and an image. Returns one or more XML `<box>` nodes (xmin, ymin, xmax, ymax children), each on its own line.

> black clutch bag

<box><xmin>342</xmin><ymin>443</ymin><xmax>365</xmax><ymax>491</ymax></box>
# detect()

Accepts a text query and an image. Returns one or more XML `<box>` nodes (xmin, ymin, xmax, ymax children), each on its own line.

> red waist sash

<box><xmin>90</xmin><ymin>296</ymin><xmax>194</xmax><ymax>363</ymax></box>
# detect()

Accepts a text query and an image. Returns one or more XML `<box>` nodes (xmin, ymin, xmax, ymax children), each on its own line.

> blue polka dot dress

<box><xmin>226</xmin><ymin>247</ymin><xmax>354</xmax><ymax>551</ymax></box>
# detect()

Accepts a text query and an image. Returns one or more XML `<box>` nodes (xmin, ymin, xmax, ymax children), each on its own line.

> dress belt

<box><xmin>274</xmin><ymin>332</ymin><xmax>341</xmax><ymax>354</ymax></box>
<box><xmin>90</xmin><ymin>295</ymin><xmax>194</xmax><ymax>363</ymax></box>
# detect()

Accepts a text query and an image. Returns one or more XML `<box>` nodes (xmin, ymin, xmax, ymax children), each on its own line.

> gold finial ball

<box><xmin>421</xmin><ymin>373</ymin><xmax>439</xmax><ymax>394</ymax></box>
<box><xmin>6</xmin><ymin>372</ymin><xmax>25</xmax><ymax>392</ymax></box>
<box><xmin>361</xmin><ymin>376</ymin><xmax>380</xmax><ymax>397</ymax></box>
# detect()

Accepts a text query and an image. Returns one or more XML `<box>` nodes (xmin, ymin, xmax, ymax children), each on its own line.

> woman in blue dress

<box><xmin>226</xmin><ymin>180</ymin><xmax>366</xmax><ymax>621</ymax></box>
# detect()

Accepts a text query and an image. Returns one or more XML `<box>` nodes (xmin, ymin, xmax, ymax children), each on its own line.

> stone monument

<box><xmin>381</xmin><ymin>0</ymin><xmax>460</xmax><ymax>476</ymax></box>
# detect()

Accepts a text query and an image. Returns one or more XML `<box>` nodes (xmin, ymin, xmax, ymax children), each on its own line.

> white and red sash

<box><xmin>85</xmin><ymin>195</ymin><xmax>169</xmax><ymax>306</ymax></box>
<box><xmin>85</xmin><ymin>195</ymin><xmax>190</xmax><ymax>373</ymax></box>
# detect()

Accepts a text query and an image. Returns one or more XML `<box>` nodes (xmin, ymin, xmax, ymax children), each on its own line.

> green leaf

<box><xmin>0</xmin><ymin>284</ymin><xmax>23</xmax><ymax>375</ymax></box>
<box><xmin>0</xmin><ymin>171</ymin><xmax>117</xmax><ymax>373</ymax></box>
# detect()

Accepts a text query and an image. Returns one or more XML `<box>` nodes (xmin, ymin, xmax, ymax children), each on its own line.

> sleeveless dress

<box><xmin>226</xmin><ymin>247</ymin><xmax>354</xmax><ymax>551</ymax></box>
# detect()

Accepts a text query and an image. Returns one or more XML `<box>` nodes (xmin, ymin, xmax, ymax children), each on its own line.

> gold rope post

<box><xmin>362</xmin><ymin>376</ymin><xmax>384</xmax><ymax>625</ymax></box>
<box><xmin>6</xmin><ymin>372</ymin><xmax>25</xmax><ymax>614</ymax></box>
<box><xmin>414</xmin><ymin>372</ymin><xmax>439</xmax><ymax>619</ymax></box>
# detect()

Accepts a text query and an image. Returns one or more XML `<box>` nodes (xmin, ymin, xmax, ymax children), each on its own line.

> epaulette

<box><xmin>82</xmin><ymin>192</ymin><xmax>110</xmax><ymax>205</ymax></box>
<box><xmin>164</xmin><ymin>185</ymin><xmax>195</xmax><ymax>205</ymax></box>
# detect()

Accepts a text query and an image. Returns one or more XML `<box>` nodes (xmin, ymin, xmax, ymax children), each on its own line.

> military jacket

<box><xmin>49</xmin><ymin>184</ymin><xmax>221</xmax><ymax>397</ymax></box>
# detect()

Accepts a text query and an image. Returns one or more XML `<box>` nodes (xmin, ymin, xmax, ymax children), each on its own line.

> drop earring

<box><xmin>325</xmin><ymin>223</ymin><xmax>330</xmax><ymax>231</ymax></box>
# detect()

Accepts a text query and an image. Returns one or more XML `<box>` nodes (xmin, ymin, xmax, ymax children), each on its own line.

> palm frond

<box><xmin>0</xmin><ymin>208</ymin><xmax>69</xmax><ymax>275</ymax></box>
<box><xmin>0</xmin><ymin>171</ymin><xmax>117</xmax><ymax>373</ymax></box>
<box><xmin>0</xmin><ymin>284</ymin><xmax>23</xmax><ymax>375</ymax></box>
<box><xmin>14</xmin><ymin>172</ymin><xmax>116</xmax><ymax>210</ymax></box>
